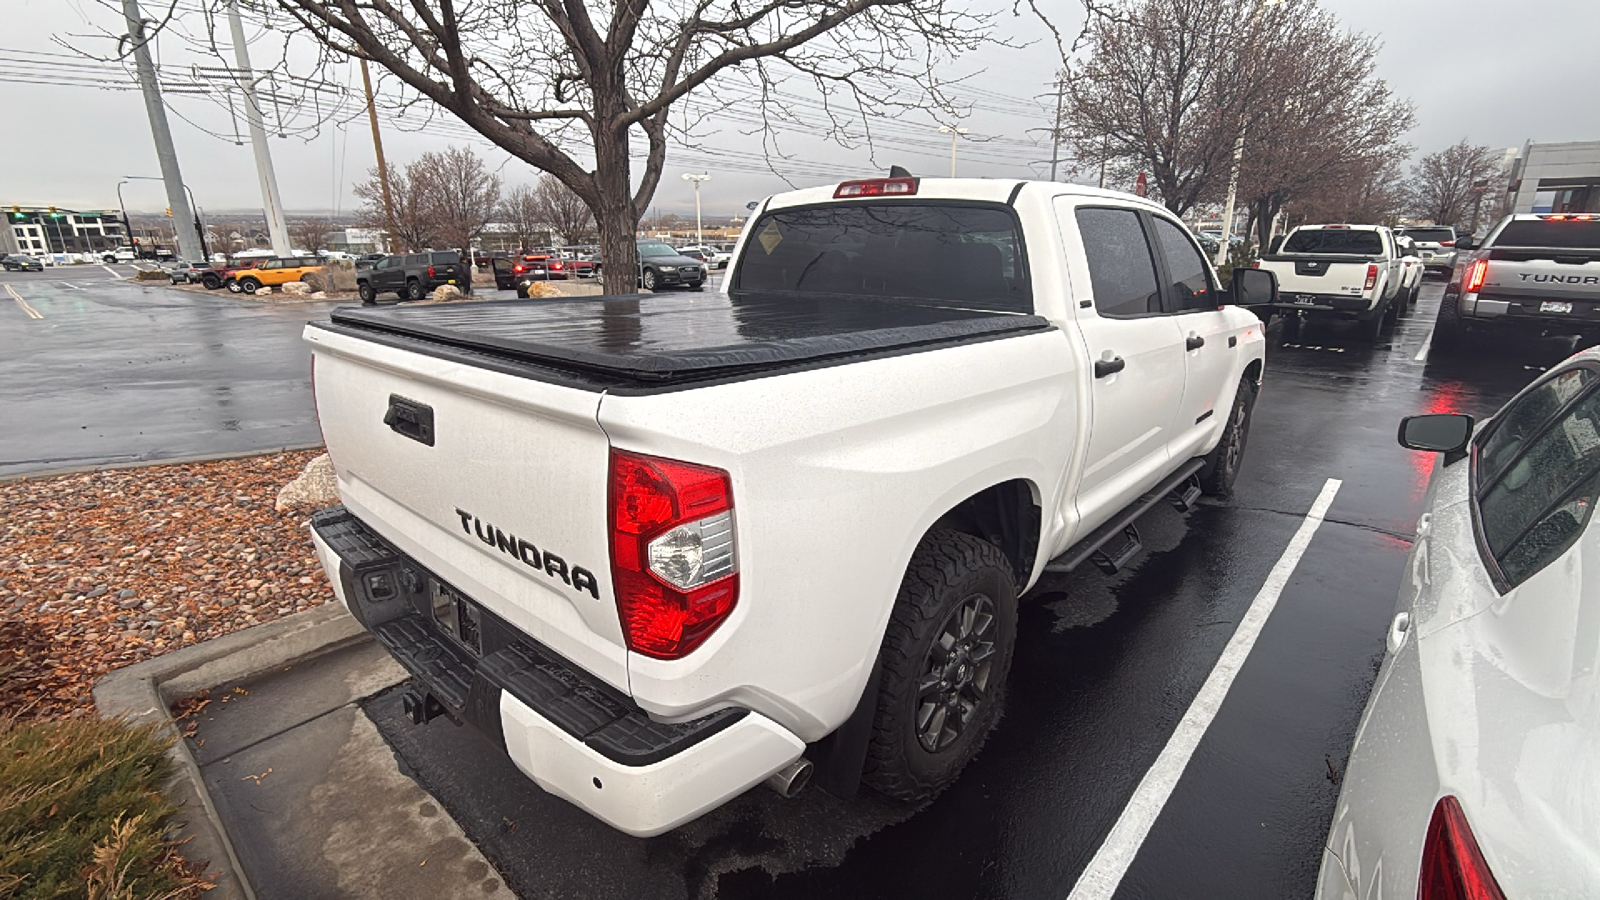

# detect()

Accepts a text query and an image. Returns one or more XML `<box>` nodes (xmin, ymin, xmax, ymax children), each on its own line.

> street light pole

<box><xmin>682</xmin><ymin>173</ymin><xmax>711</xmax><ymax>246</ymax></box>
<box><xmin>938</xmin><ymin>126</ymin><xmax>970</xmax><ymax>177</ymax></box>
<box><xmin>225</xmin><ymin>0</ymin><xmax>292</xmax><ymax>257</ymax></box>
<box><xmin>1214</xmin><ymin>0</ymin><xmax>1285</xmax><ymax>267</ymax></box>
<box><xmin>125</xmin><ymin>175</ymin><xmax>208</xmax><ymax>260</ymax></box>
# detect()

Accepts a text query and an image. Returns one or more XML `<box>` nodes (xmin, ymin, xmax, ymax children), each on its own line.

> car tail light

<box><xmin>1441</xmin><ymin>239</ymin><xmax>1456</xmax><ymax>247</ymax></box>
<box><xmin>427</xmin><ymin>265</ymin><xmax>436</xmax><ymax>277</ymax></box>
<box><xmin>552</xmin><ymin>260</ymin><xmax>564</xmax><ymax>270</ymax></box>
<box><xmin>608</xmin><ymin>449</ymin><xmax>738</xmax><ymax>659</ymax></box>
<box><xmin>1465</xmin><ymin>259</ymin><xmax>1489</xmax><ymax>293</ymax></box>
<box><xmin>1364</xmin><ymin>264</ymin><xmax>1378</xmax><ymax>291</ymax></box>
<box><xmin>1418</xmin><ymin>796</ymin><xmax>1505</xmax><ymax>900</ymax></box>
<box><xmin>834</xmin><ymin>177</ymin><xmax>919</xmax><ymax>198</ymax></box>
<box><xmin>1251</xmin><ymin>260</ymin><xmax>1260</xmax><ymax>268</ymax></box>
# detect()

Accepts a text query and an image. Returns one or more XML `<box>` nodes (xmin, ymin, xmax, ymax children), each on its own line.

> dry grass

<box><xmin>0</xmin><ymin>715</ymin><xmax>204</xmax><ymax>899</ymax></box>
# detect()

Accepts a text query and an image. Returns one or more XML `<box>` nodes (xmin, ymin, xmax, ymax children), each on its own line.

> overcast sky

<box><xmin>5</xmin><ymin>0</ymin><xmax>1598</xmax><ymax>218</ymax></box>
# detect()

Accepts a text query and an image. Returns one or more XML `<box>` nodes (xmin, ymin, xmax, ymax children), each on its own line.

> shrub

<box><xmin>0</xmin><ymin>715</ymin><xmax>200</xmax><ymax>899</ymax></box>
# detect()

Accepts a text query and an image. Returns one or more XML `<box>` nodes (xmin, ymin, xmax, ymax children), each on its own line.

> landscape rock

<box><xmin>431</xmin><ymin>284</ymin><xmax>464</xmax><ymax>302</ymax></box>
<box><xmin>275</xmin><ymin>453</ymin><xmax>337</xmax><ymax>512</ymax></box>
<box><xmin>279</xmin><ymin>281</ymin><xmax>312</xmax><ymax>295</ymax></box>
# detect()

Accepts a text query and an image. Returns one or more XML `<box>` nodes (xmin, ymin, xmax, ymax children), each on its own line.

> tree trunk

<box><xmin>594</xmin><ymin>130</ymin><xmax>640</xmax><ymax>296</ymax></box>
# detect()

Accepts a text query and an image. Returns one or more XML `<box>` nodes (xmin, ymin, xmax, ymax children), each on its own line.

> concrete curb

<box><xmin>0</xmin><ymin>443</ymin><xmax>325</xmax><ymax>484</ymax></box>
<box><xmin>93</xmin><ymin>603</ymin><xmax>372</xmax><ymax>900</ymax></box>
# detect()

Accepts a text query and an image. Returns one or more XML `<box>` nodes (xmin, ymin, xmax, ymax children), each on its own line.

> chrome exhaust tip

<box><xmin>764</xmin><ymin>758</ymin><xmax>813</xmax><ymax>798</ymax></box>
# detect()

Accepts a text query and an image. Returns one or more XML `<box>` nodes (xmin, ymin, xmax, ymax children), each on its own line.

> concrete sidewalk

<box><xmin>183</xmin><ymin>638</ymin><xmax>514</xmax><ymax>899</ymax></box>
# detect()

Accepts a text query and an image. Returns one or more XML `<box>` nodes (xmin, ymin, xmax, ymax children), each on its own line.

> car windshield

<box><xmin>1397</xmin><ymin>227</ymin><xmax>1454</xmax><ymax>242</ymax></box>
<box><xmin>733</xmin><ymin>203</ymin><xmax>1029</xmax><ymax>311</ymax></box>
<box><xmin>1494</xmin><ymin>219</ymin><xmax>1600</xmax><ymax>250</ymax></box>
<box><xmin>637</xmin><ymin>242</ymin><xmax>677</xmax><ymax>256</ymax></box>
<box><xmin>1282</xmin><ymin>229</ymin><xmax>1384</xmax><ymax>255</ymax></box>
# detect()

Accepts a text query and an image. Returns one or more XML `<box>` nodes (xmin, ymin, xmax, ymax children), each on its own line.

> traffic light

<box><xmin>165</xmin><ymin>207</ymin><xmax>172</xmax><ymax>218</ymax></box>
<box><xmin>9</xmin><ymin>205</ymin><xmax>19</xmax><ymax>220</ymax></box>
<box><xmin>48</xmin><ymin>206</ymin><xmax>58</xmax><ymax>218</ymax></box>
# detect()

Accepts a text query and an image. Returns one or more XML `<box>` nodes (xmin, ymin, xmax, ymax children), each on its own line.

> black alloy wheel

<box><xmin>915</xmin><ymin>594</ymin><xmax>999</xmax><ymax>753</ymax></box>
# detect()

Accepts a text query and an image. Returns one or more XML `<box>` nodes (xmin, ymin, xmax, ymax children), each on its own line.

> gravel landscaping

<box><xmin>1</xmin><ymin>450</ymin><xmax>333</xmax><ymax>720</ymax></box>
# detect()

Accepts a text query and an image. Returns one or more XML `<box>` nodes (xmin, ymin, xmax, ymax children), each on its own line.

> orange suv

<box><xmin>225</xmin><ymin>256</ymin><xmax>323</xmax><ymax>294</ymax></box>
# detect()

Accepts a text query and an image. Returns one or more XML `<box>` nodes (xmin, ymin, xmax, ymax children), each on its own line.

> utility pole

<box><xmin>121</xmin><ymin>0</ymin><xmax>203</xmax><ymax>263</ymax></box>
<box><xmin>682</xmin><ymin>173</ymin><xmax>711</xmax><ymax>245</ymax></box>
<box><xmin>1048</xmin><ymin>74</ymin><xmax>1066</xmax><ymax>182</ymax></box>
<box><xmin>225</xmin><ymin>0</ymin><xmax>291</xmax><ymax>256</ymax></box>
<box><xmin>1098</xmin><ymin>136</ymin><xmax>1108</xmax><ymax>189</ymax></box>
<box><xmin>939</xmin><ymin>126</ymin><xmax>970</xmax><ymax>177</ymax></box>
<box><xmin>358</xmin><ymin>57</ymin><xmax>398</xmax><ymax>252</ymax></box>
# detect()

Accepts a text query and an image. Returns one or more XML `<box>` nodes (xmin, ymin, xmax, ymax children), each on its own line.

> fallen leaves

<box><xmin>1</xmin><ymin>450</ymin><xmax>332</xmax><ymax>719</ymax></box>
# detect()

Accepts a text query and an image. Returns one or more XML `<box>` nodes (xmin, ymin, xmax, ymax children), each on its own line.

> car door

<box><xmin>373</xmin><ymin>255</ymin><xmax>400</xmax><ymax>291</ymax></box>
<box><xmin>1149</xmin><ymin>214</ymin><xmax>1240</xmax><ymax>460</ymax></box>
<box><xmin>1057</xmin><ymin>200</ymin><xmax>1188</xmax><ymax>535</ymax></box>
<box><xmin>492</xmin><ymin>256</ymin><xmax>514</xmax><ymax>289</ymax></box>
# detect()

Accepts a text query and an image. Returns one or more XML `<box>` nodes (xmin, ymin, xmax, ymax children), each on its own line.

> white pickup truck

<box><xmin>1257</xmin><ymin>224</ymin><xmax>1408</xmax><ymax>342</ymax></box>
<box><xmin>304</xmin><ymin>177</ymin><xmax>1276</xmax><ymax>835</ymax></box>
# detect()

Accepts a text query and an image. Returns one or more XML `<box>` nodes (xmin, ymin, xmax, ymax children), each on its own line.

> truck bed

<box><xmin>320</xmin><ymin>293</ymin><xmax>1052</xmax><ymax>390</ymax></box>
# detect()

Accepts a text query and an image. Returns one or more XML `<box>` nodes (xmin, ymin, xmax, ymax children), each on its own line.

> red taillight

<box><xmin>1251</xmin><ymin>260</ymin><xmax>1260</xmax><ymax>268</ymax></box>
<box><xmin>427</xmin><ymin>265</ymin><xmax>436</xmax><ymax>277</ymax></box>
<box><xmin>1364</xmin><ymin>264</ymin><xmax>1378</xmax><ymax>291</ymax></box>
<box><xmin>1440</xmin><ymin>239</ymin><xmax>1456</xmax><ymax>247</ymax></box>
<box><xmin>1466</xmin><ymin>259</ymin><xmax>1489</xmax><ymax>293</ymax></box>
<box><xmin>1419</xmin><ymin>796</ymin><xmax>1506</xmax><ymax>900</ymax></box>
<box><xmin>834</xmin><ymin>177</ymin><xmax>919</xmax><ymax>198</ymax></box>
<box><xmin>551</xmin><ymin>260</ymin><xmax>564</xmax><ymax>270</ymax></box>
<box><xmin>608</xmin><ymin>449</ymin><xmax>738</xmax><ymax>659</ymax></box>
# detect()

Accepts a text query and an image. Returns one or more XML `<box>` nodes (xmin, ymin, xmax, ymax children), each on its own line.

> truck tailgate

<box><xmin>305</xmin><ymin>324</ymin><xmax>629</xmax><ymax>692</ymax></box>
<box><xmin>1259</xmin><ymin>254</ymin><xmax>1372</xmax><ymax>296</ymax></box>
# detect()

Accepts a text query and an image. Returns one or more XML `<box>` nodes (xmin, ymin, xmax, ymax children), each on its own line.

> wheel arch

<box><xmin>925</xmin><ymin>478</ymin><xmax>1042</xmax><ymax>590</ymax></box>
<box><xmin>1243</xmin><ymin>357</ymin><xmax>1264</xmax><ymax>389</ymax></box>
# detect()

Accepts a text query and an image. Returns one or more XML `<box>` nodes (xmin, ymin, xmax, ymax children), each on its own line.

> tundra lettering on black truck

<box><xmin>304</xmin><ymin>175</ymin><xmax>1276</xmax><ymax>836</ymax></box>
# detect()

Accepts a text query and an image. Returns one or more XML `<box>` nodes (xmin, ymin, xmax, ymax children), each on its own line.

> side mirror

<box><xmin>1230</xmin><ymin>266</ymin><xmax>1278</xmax><ymax>307</ymax></box>
<box><xmin>1454</xmin><ymin>236</ymin><xmax>1475</xmax><ymax>251</ymax></box>
<box><xmin>1398</xmin><ymin>414</ymin><xmax>1474</xmax><ymax>455</ymax></box>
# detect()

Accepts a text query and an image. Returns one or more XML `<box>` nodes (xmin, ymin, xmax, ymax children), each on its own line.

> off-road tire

<box><xmin>225</xmin><ymin>279</ymin><xmax>243</xmax><ymax>294</ymax></box>
<box><xmin>1359</xmin><ymin>302</ymin><xmax>1387</xmax><ymax>342</ymax></box>
<box><xmin>1278</xmin><ymin>313</ymin><xmax>1302</xmax><ymax>346</ymax></box>
<box><xmin>863</xmin><ymin>529</ymin><xmax>1017</xmax><ymax>803</ymax></box>
<box><xmin>201</xmin><ymin>274</ymin><xmax>222</xmax><ymax>290</ymax></box>
<box><xmin>239</xmin><ymin>277</ymin><xmax>261</xmax><ymax>295</ymax></box>
<box><xmin>405</xmin><ymin>279</ymin><xmax>425</xmax><ymax>301</ymax></box>
<box><xmin>1431</xmin><ymin>289</ymin><xmax>1467</xmax><ymax>356</ymax></box>
<box><xmin>358</xmin><ymin>281</ymin><xmax>376</xmax><ymax>305</ymax></box>
<box><xmin>1200</xmin><ymin>376</ymin><xmax>1257</xmax><ymax>496</ymax></box>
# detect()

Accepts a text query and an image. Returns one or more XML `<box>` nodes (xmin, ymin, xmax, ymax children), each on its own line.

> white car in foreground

<box><xmin>1318</xmin><ymin>347</ymin><xmax>1600</xmax><ymax>898</ymax></box>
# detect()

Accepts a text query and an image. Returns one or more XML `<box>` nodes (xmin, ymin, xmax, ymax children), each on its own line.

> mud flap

<box><xmin>807</xmin><ymin>657</ymin><xmax>884</xmax><ymax>799</ymax></box>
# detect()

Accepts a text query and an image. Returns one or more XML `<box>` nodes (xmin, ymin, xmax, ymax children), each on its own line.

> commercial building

<box><xmin>1507</xmin><ymin>141</ymin><xmax>1600</xmax><ymax>215</ymax></box>
<box><xmin>3</xmin><ymin>207</ymin><xmax>128</xmax><ymax>257</ymax></box>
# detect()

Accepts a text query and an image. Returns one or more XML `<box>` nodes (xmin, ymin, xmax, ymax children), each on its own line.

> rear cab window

<box><xmin>1474</xmin><ymin>366</ymin><xmax>1600</xmax><ymax>588</ymax></box>
<box><xmin>1489</xmin><ymin>219</ymin><xmax>1600</xmax><ymax>250</ymax></box>
<box><xmin>731</xmin><ymin>203</ymin><xmax>1030</xmax><ymax>312</ymax></box>
<box><xmin>1281</xmin><ymin>229</ymin><xmax>1384</xmax><ymax>255</ymax></box>
<box><xmin>1396</xmin><ymin>227</ymin><xmax>1455</xmax><ymax>244</ymax></box>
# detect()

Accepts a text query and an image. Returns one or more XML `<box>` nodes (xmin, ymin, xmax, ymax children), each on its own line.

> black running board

<box><xmin>1044</xmin><ymin>459</ymin><xmax>1206</xmax><ymax>575</ymax></box>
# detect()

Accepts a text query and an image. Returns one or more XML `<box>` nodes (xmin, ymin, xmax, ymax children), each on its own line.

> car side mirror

<box><xmin>1229</xmin><ymin>267</ymin><xmax>1278</xmax><ymax>307</ymax></box>
<box><xmin>1454</xmin><ymin>236</ymin><xmax>1474</xmax><ymax>251</ymax></box>
<box><xmin>1398</xmin><ymin>414</ymin><xmax>1474</xmax><ymax>464</ymax></box>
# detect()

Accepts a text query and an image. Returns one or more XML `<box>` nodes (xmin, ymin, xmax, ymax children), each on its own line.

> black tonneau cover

<box><xmin>323</xmin><ymin>293</ymin><xmax>1051</xmax><ymax>387</ymax></box>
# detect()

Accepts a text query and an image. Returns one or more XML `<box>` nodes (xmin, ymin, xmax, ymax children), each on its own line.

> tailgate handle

<box><xmin>383</xmin><ymin>395</ymin><xmax>435</xmax><ymax>446</ymax></box>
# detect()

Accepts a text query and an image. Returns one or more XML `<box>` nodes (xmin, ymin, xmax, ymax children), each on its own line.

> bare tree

<box><xmin>1233</xmin><ymin>1</ymin><xmax>1413</xmax><ymax>245</ymax></box>
<box><xmin>236</xmin><ymin>0</ymin><xmax>1008</xmax><ymax>292</ymax></box>
<box><xmin>290</xmin><ymin>217</ymin><xmax>329</xmax><ymax>254</ymax></box>
<box><xmin>532</xmin><ymin>174</ymin><xmax>595</xmax><ymax>246</ymax></box>
<box><xmin>412</xmin><ymin>146</ymin><xmax>502</xmax><ymax>252</ymax></box>
<box><xmin>499</xmin><ymin>184</ymin><xmax>547</xmax><ymax>253</ymax></box>
<box><xmin>1407</xmin><ymin>139</ymin><xmax>1501</xmax><ymax>228</ymax></box>
<box><xmin>353</xmin><ymin>162</ymin><xmax>436</xmax><ymax>252</ymax></box>
<box><xmin>1064</xmin><ymin>0</ymin><xmax>1261</xmax><ymax>216</ymax></box>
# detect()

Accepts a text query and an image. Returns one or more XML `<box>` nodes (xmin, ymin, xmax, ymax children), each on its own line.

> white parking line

<box><xmin>58</xmin><ymin>282</ymin><xmax>84</xmax><ymax>291</ymax></box>
<box><xmin>1065</xmin><ymin>477</ymin><xmax>1343</xmax><ymax>900</ymax></box>
<box><xmin>101</xmin><ymin>265</ymin><xmax>121</xmax><ymax>278</ymax></box>
<box><xmin>1414</xmin><ymin>328</ymin><xmax>1433</xmax><ymax>362</ymax></box>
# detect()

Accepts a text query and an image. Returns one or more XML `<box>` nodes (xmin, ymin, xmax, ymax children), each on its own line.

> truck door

<box><xmin>1058</xmin><ymin>201</ymin><xmax>1187</xmax><ymax>534</ymax></box>
<box><xmin>1148</xmin><ymin>215</ymin><xmax>1238</xmax><ymax>461</ymax></box>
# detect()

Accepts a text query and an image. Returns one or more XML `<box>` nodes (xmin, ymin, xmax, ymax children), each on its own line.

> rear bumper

<box><xmin>1460</xmin><ymin>292</ymin><xmax>1600</xmax><ymax>332</ymax></box>
<box><xmin>308</xmin><ymin>505</ymin><xmax>804</xmax><ymax>836</ymax></box>
<box><xmin>1269</xmin><ymin>293</ymin><xmax>1376</xmax><ymax>316</ymax></box>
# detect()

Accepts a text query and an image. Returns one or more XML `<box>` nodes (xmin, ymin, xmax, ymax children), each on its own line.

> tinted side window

<box><xmin>1076</xmin><ymin>208</ymin><xmax>1161</xmax><ymax>317</ymax></box>
<box><xmin>261</xmin><ymin>259</ymin><xmax>282</xmax><ymax>270</ymax></box>
<box><xmin>1479</xmin><ymin>368</ymin><xmax>1594</xmax><ymax>482</ymax></box>
<box><xmin>1476</xmin><ymin>371</ymin><xmax>1600</xmax><ymax>587</ymax></box>
<box><xmin>1150</xmin><ymin>217</ymin><xmax>1216</xmax><ymax>311</ymax></box>
<box><xmin>432</xmin><ymin>252</ymin><xmax>460</xmax><ymax>265</ymax></box>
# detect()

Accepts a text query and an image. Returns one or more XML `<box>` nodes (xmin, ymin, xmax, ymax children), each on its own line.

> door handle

<box><xmin>1094</xmin><ymin>356</ymin><xmax>1126</xmax><ymax>378</ymax></box>
<box><xmin>1415</xmin><ymin>513</ymin><xmax>1432</xmax><ymax>539</ymax></box>
<box><xmin>1386</xmin><ymin>611</ymin><xmax>1411</xmax><ymax>655</ymax></box>
<box><xmin>1186</xmin><ymin>334</ymin><xmax>1205</xmax><ymax>351</ymax></box>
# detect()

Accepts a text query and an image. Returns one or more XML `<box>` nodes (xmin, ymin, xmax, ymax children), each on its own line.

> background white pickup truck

<box><xmin>1257</xmin><ymin>224</ymin><xmax>1408</xmax><ymax>342</ymax></box>
<box><xmin>304</xmin><ymin>177</ymin><xmax>1276</xmax><ymax>835</ymax></box>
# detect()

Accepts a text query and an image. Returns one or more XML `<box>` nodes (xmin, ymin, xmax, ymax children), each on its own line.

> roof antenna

<box><xmin>889</xmin><ymin>165</ymin><xmax>913</xmax><ymax>178</ymax></box>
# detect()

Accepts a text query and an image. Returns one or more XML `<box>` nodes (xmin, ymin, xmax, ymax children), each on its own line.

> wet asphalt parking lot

<box><xmin>6</xmin><ymin>269</ymin><xmax>1586</xmax><ymax>897</ymax></box>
